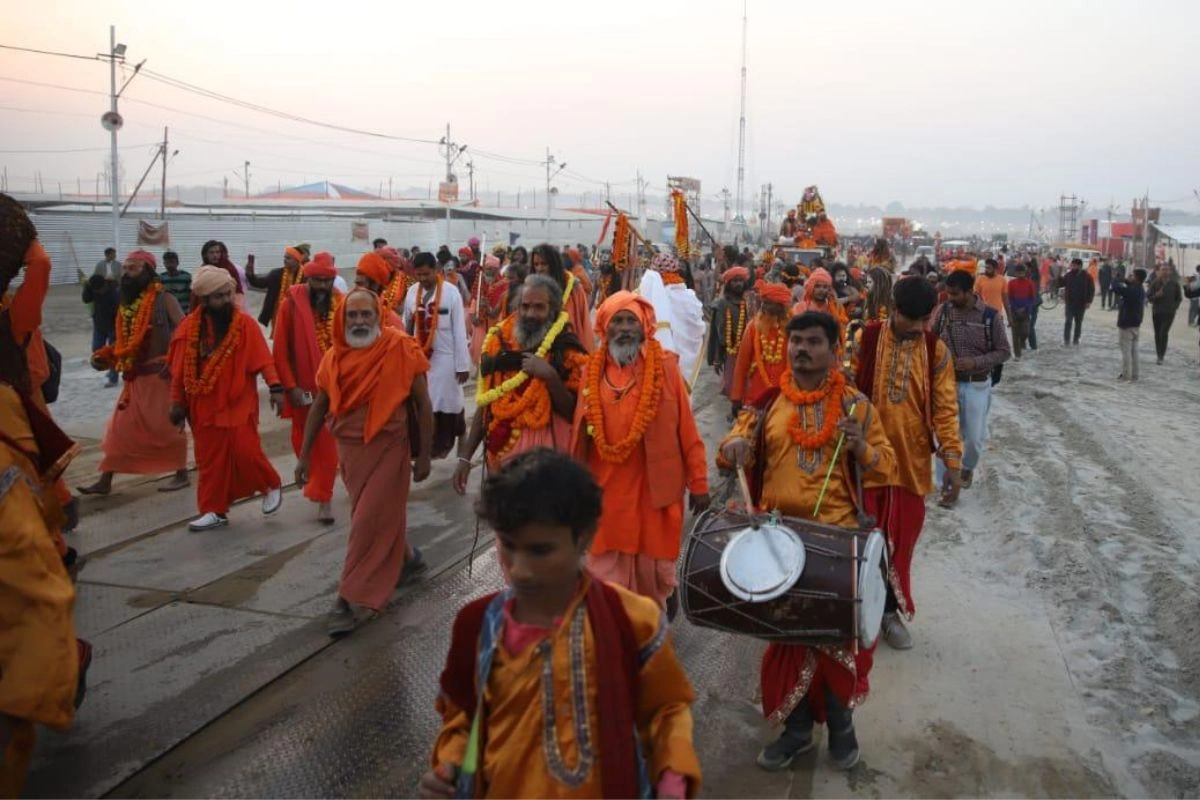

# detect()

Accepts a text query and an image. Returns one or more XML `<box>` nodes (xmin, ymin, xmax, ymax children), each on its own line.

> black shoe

<box><xmin>397</xmin><ymin>546</ymin><xmax>427</xmax><ymax>586</ymax></box>
<box><xmin>828</xmin><ymin>723</ymin><xmax>860</xmax><ymax>770</ymax></box>
<box><xmin>756</xmin><ymin>729</ymin><xmax>815</xmax><ymax>771</ymax></box>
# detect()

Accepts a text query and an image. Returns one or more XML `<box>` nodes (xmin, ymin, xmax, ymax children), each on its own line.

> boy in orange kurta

<box><xmin>274</xmin><ymin>258</ymin><xmax>342</xmax><ymax>523</ymax></box>
<box><xmin>853</xmin><ymin>276</ymin><xmax>963</xmax><ymax>650</ymax></box>
<box><xmin>719</xmin><ymin>311</ymin><xmax>896</xmax><ymax>773</ymax></box>
<box><xmin>572</xmin><ymin>292</ymin><xmax>709</xmax><ymax>610</ymax></box>
<box><xmin>731</xmin><ymin>282</ymin><xmax>791</xmax><ymax>411</ymax></box>
<box><xmin>169</xmin><ymin>266</ymin><xmax>284</xmax><ymax>531</ymax></box>
<box><xmin>422</xmin><ymin>449</ymin><xmax>700</xmax><ymax>799</ymax></box>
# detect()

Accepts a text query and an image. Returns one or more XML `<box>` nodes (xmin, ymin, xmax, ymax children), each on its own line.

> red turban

<box><xmin>124</xmin><ymin>249</ymin><xmax>158</xmax><ymax>271</ymax></box>
<box><xmin>723</xmin><ymin>266</ymin><xmax>750</xmax><ymax>282</ymax></box>
<box><xmin>756</xmin><ymin>280</ymin><xmax>792</xmax><ymax>306</ymax></box>
<box><xmin>850</xmin><ymin>267</ymin><xmax>864</xmax><ymax>281</ymax></box>
<box><xmin>567</xmin><ymin>247</ymin><xmax>581</xmax><ymax>265</ymax></box>
<box><xmin>457</xmin><ymin>246</ymin><xmax>473</xmax><ymax>259</ymax></box>
<box><xmin>356</xmin><ymin>251</ymin><xmax>392</xmax><ymax>287</ymax></box>
<box><xmin>303</xmin><ymin>251</ymin><xmax>337</xmax><ymax>279</ymax></box>
<box><xmin>594</xmin><ymin>290</ymin><xmax>657</xmax><ymax>341</ymax></box>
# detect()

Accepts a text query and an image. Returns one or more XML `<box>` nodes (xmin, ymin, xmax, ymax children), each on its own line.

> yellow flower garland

<box><xmin>475</xmin><ymin>311</ymin><xmax>571</xmax><ymax>407</ymax></box>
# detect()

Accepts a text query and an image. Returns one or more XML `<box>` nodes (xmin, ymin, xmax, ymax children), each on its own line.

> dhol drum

<box><xmin>679</xmin><ymin>509</ymin><xmax>886</xmax><ymax>648</ymax></box>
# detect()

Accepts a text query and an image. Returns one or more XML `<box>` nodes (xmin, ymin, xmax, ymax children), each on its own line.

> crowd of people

<box><xmin>4</xmin><ymin>182</ymin><xmax>1197</xmax><ymax>796</ymax></box>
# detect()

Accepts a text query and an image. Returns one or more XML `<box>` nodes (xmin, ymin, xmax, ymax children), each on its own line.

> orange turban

<box><xmin>756</xmin><ymin>280</ymin><xmax>792</xmax><ymax>306</ymax></box>
<box><xmin>356</xmin><ymin>251</ymin><xmax>392</xmax><ymax>287</ymax></box>
<box><xmin>124</xmin><ymin>249</ymin><xmax>157</xmax><ymax>271</ymax></box>
<box><xmin>285</xmin><ymin>246</ymin><xmax>305</xmax><ymax>264</ymax></box>
<box><xmin>379</xmin><ymin>246</ymin><xmax>402</xmax><ymax>270</ymax></box>
<box><xmin>807</xmin><ymin>267</ymin><xmax>833</xmax><ymax>286</ymax></box>
<box><xmin>303</xmin><ymin>251</ymin><xmax>337</xmax><ymax>279</ymax></box>
<box><xmin>594</xmin><ymin>290</ymin><xmax>657</xmax><ymax>341</ymax></box>
<box><xmin>567</xmin><ymin>247</ymin><xmax>581</xmax><ymax>265</ymax></box>
<box><xmin>949</xmin><ymin>259</ymin><xmax>976</xmax><ymax>274</ymax></box>
<box><xmin>723</xmin><ymin>266</ymin><xmax>750</xmax><ymax>282</ymax></box>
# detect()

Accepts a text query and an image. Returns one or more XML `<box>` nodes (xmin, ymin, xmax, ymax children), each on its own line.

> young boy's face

<box><xmin>498</xmin><ymin>521</ymin><xmax>594</xmax><ymax>603</ymax></box>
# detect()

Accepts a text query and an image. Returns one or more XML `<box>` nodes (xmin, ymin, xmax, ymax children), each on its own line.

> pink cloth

<box><xmin>98</xmin><ymin>372</ymin><xmax>188</xmax><ymax>474</ymax></box>
<box><xmin>586</xmin><ymin>551</ymin><xmax>677</xmax><ymax>607</ymax></box>
<box><xmin>487</xmin><ymin>413</ymin><xmax>573</xmax><ymax>470</ymax></box>
<box><xmin>330</xmin><ymin>403</ymin><xmax>412</xmax><ymax>610</ymax></box>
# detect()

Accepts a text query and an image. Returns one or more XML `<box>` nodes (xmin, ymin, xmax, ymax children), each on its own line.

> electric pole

<box><xmin>100</xmin><ymin>26</ymin><xmax>142</xmax><ymax>252</ymax></box>
<box><xmin>734</xmin><ymin>0</ymin><xmax>748</xmax><ymax>223</ymax></box>
<box><xmin>467</xmin><ymin>159</ymin><xmax>475</xmax><ymax>202</ymax></box>
<box><xmin>438</xmin><ymin>123</ymin><xmax>467</xmax><ymax>242</ymax></box>
<box><xmin>544</xmin><ymin>146</ymin><xmax>566</xmax><ymax>227</ymax></box>
<box><xmin>160</xmin><ymin>127</ymin><xmax>169</xmax><ymax>219</ymax></box>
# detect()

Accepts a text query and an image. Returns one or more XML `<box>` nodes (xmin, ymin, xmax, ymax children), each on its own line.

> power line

<box><xmin>0</xmin><ymin>43</ymin><xmax>98</xmax><ymax>62</ymax></box>
<box><xmin>0</xmin><ymin>142</ymin><xmax>157</xmax><ymax>154</ymax></box>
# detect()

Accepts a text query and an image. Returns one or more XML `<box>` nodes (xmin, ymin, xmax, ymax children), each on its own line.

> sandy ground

<box><xmin>27</xmin><ymin>284</ymin><xmax>1200</xmax><ymax>798</ymax></box>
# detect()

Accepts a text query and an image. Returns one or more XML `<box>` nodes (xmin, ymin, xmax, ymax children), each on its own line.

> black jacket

<box><xmin>82</xmin><ymin>280</ymin><xmax>120</xmax><ymax>332</ymax></box>
<box><xmin>1110</xmin><ymin>280</ymin><xmax>1145</xmax><ymax>329</ymax></box>
<box><xmin>1060</xmin><ymin>268</ymin><xmax>1095</xmax><ymax>309</ymax></box>
<box><xmin>247</xmin><ymin>267</ymin><xmax>289</xmax><ymax>326</ymax></box>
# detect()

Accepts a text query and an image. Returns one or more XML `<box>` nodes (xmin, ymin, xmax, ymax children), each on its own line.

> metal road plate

<box><xmin>25</xmin><ymin>601</ymin><xmax>327</xmax><ymax>799</ymax></box>
<box><xmin>70</xmin><ymin>582</ymin><xmax>172</xmax><ymax>640</ymax></box>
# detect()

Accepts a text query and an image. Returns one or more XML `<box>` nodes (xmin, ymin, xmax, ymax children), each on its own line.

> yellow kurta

<box><xmin>433</xmin><ymin>577</ymin><xmax>701</xmax><ymax>798</ymax></box>
<box><xmin>718</xmin><ymin>383</ymin><xmax>896</xmax><ymax>526</ymax></box>
<box><xmin>859</xmin><ymin>325</ymin><xmax>962</xmax><ymax>496</ymax></box>
<box><xmin>0</xmin><ymin>384</ymin><xmax>78</xmax><ymax>797</ymax></box>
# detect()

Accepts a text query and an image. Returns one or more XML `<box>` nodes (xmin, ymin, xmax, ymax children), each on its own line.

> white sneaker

<box><xmin>262</xmin><ymin>486</ymin><xmax>283</xmax><ymax>515</ymax></box>
<box><xmin>188</xmin><ymin>512</ymin><xmax>228</xmax><ymax>531</ymax></box>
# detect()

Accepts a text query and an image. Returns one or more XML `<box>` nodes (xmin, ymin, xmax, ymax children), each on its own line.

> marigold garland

<box><xmin>271</xmin><ymin>266</ymin><xmax>303</xmax><ymax>332</ymax></box>
<box><xmin>381</xmin><ymin>272</ymin><xmax>407</xmax><ymax>310</ymax></box>
<box><xmin>314</xmin><ymin>297</ymin><xmax>340</xmax><ymax>353</ymax></box>
<box><xmin>672</xmin><ymin>190</ymin><xmax>689</xmax><ymax>255</ymax></box>
<box><xmin>414</xmin><ymin>275</ymin><xmax>444</xmax><ymax>356</ymax></box>
<box><xmin>752</xmin><ymin>317</ymin><xmax>787</xmax><ymax>378</ymax></box>
<box><xmin>612</xmin><ymin>213</ymin><xmax>631</xmax><ymax>272</ymax></box>
<box><xmin>95</xmin><ymin>282</ymin><xmax>160</xmax><ymax>377</ymax></box>
<box><xmin>660</xmin><ymin>272</ymin><xmax>686</xmax><ymax>286</ymax></box>
<box><xmin>724</xmin><ymin>301</ymin><xmax>747</xmax><ymax>355</ymax></box>
<box><xmin>582</xmin><ymin>337</ymin><xmax>665</xmax><ymax>464</ymax></box>
<box><xmin>475</xmin><ymin>310</ymin><xmax>570</xmax><ymax>407</ymax></box>
<box><xmin>779</xmin><ymin>369</ymin><xmax>846</xmax><ymax>451</ymax></box>
<box><xmin>182</xmin><ymin>308</ymin><xmax>243</xmax><ymax>398</ymax></box>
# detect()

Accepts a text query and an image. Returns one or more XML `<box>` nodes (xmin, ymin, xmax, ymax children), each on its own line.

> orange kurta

<box><xmin>975</xmin><ymin>273</ymin><xmax>1008</xmax><ymax>316</ymax></box>
<box><xmin>857</xmin><ymin>325</ymin><xmax>962</xmax><ymax>496</ymax></box>
<box><xmin>730</xmin><ymin>316</ymin><xmax>787</xmax><ymax>404</ymax></box>
<box><xmin>273</xmin><ymin>289</ymin><xmax>339</xmax><ymax>503</ymax></box>
<box><xmin>169</xmin><ymin>311</ymin><xmax>281</xmax><ymax>514</ymax></box>
<box><xmin>718</xmin><ymin>383</ymin><xmax>896</xmax><ymax>724</ymax></box>
<box><xmin>432</xmin><ymin>576</ymin><xmax>701</xmax><ymax>798</ymax></box>
<box><xmin>566</xmin><ymin>281</ymin><xmax>594</xmax><ymax>352</ymax></box>
<box><xmin>0</xmin><ymin>384</ymin><xmax>77</xmax><ymax>797</ymax></box>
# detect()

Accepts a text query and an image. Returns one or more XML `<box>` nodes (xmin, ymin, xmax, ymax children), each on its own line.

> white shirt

<box><xmin>403</xmin><ymin>279</ymin><xmax>470</xmax><ymax>413</ymax></box>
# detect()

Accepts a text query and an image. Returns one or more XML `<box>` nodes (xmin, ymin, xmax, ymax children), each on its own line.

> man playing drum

<box><xmin>719</xmin><ymin>311</ymin><xmax>896</xmax><ymax>772</ymax></box>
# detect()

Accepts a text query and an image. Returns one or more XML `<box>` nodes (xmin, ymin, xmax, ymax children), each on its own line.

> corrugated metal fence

<box><xmin>29</xmin><ymin>211</ymin><xmax>607</xmax><ymax>286</ymax></box>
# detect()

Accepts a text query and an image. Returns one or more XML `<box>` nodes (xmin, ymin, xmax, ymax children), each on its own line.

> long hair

<box><xmin>865</xmin><ymin>267</ymin><xmax>894</xmax><ymax>321</ymax></box>
<box><xmin>531</xmin><ymin>243</ymin><xmax>567</xmax><ymax>288</ymax></box>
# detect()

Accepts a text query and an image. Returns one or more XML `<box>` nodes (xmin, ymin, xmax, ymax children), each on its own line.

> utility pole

<box><xmin>159</xmin><ymin>126</ymin><xmax>169</xmax><ymax>219</ymax></box>
<box><xmin>734</xmin><ymin>0</ymin><xmax>748</xmax><ymax>223</ymax></box>
<box><xmin>439</xmin><ymin>123</ymin><xmax>467</xmax><ymax>243</ymax></box>
<box><xmin>636</xmin><ymin>171</ymin><xmax>647</xmax><ymax>227</ymax></box>
<box><xmin>721</xmin><ymin>187</ymin><xmax>731</xmax><ymax>229</ymax></box>
<box><xmin>244</xmin><ymin>161</ymin><xmax>250</xmax><ymax>198</ymax></box>
<box><xmin>544</xmin><ymin>146</ymin><xmax>566</xmax><ymax>227</ymax></box>
<box><xmin>467</xmin><ymin>159</ymin><xmax>475</xmax><ymax>202</ymax></box>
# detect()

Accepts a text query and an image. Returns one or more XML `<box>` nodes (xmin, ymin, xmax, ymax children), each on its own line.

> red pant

<box><xmin>863</xmin><ymin>486</ymin><xmax>926</xmax><ymax>618</ymax></box>
<box><xmin>289</xmin><ymin>405</ymin><xmax>337</xmax><ymax>503</ymax></box>
<box><xmin>193</xmin><ymin>421</ymin><xmax>280</xmax><ymax>514</ymax></box>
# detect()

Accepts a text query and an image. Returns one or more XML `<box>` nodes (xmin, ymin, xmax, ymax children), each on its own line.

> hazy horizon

<box><xmin>3</xmin><ymin>0</ymin><xmax>1198</xmax><ymax>217</ymax></box>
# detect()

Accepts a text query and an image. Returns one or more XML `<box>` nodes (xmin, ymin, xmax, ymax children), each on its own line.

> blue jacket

<box><xmin>1110</xmin><ymin>280</ymin><xmax>1145</xmax><ymax>329</ymax></box>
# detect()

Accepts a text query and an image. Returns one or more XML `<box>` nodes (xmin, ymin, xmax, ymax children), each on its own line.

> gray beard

<box><xmin>608</xmin><ymin>338</ymin><xmax>642</xmax><ymax>366</ymax></box>
<box><xmin>514</xmin><ymin>318</ymin><xmax>551</xmax><ymax>350</ymax></box>
<box><xmin>347</xmin><ymin>326</ymin><xmax>380</xmax><ymax>349</ymax></box>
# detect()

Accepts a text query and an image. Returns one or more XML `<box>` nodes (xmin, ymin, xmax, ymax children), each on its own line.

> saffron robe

<box><xmin>730</xmin><ymin>316</ymin><xmax>787</xmax><ymax>405</ymax></box>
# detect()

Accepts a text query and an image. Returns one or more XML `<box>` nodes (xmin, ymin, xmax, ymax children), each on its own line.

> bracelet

<box><xmin>457</xmin><ymin>457</ymin><xmax>473</xmax><ymax>468</ymax></box>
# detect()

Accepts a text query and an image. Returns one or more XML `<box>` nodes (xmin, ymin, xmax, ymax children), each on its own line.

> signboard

<box><xmin>438</xmin><ymin>181</ymin><xmax>459</xmax><ymax>203</ymax></box>
<box><xmin>351</xmin><ymin>222</ymin><xmax>369</xmax><ymax>241</ymax></box>
<box><xmin>137</xmin><ymin>220</ymin><xmax>169</xmax><ymax>246</ymax></box>
<box><xmin>667</xmin><ymin>176</ymin><xmax>701</xmax><ymax>193</ymax></box>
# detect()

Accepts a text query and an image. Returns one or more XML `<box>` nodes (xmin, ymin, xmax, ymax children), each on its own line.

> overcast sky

<box><xmin>3</xmin><ymin>0</ymin><xmax>1197</xmax><ymax>212</ymax></box>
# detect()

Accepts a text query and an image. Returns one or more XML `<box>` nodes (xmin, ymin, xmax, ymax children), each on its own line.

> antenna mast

<box><xmin>735</xmin><ymin>0</ymin><xmax>748</xmax><ymax>224</ymax></box>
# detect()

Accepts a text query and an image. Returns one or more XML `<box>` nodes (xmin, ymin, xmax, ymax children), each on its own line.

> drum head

<box><xmin>857</xmin><ymin>530</ymin><xmax>886</xmax><ymax>647</ymax></box>
<box><xmin>719</xmin><ymin>524</ymin><xmax>806</xmax><ymax>603</ymax></box>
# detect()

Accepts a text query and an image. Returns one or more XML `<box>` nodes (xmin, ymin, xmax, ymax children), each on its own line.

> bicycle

<box><xmin>1040</xmin><ymin>287</ymin><xmax>1060</xmax><ymax>309</ymax></box>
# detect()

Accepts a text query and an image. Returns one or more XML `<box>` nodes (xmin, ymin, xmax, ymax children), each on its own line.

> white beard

<box><xmin>347</xmin><ymin>326</ymin><xmax>380</xmax><ymax>349</ymax></box>
<box><xmin>608</xmin><ymin>338</ymin><xmax>642</xmax><ymax>366</ymax></box>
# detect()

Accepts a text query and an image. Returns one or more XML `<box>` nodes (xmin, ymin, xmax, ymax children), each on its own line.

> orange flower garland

<box><xmin>672</xmin><ymin>190</ymin><xmax>689</xmax><ymax>255</ymax></box>
<box><xmin>315</xmin><ymin>298</ymin><xmax>340</xmax><ymax>354</ymax></box>
<box><xmin>414</xmin><ymin>276</ymin><xmax>444</xmax><ymax>356</ymax></box>
<box><xmin>779</xmin><ymin>368</ymin><xmax>845</xmax><ymax>451</ymax></box>
<box><xmin>182</xmin><ymin>309</ymin><xmax>243</xmax><ymax>398</ymax></box>
<box><xmin>660</xmin><ymin>272</ymin><xmax>686</xmax><ymax>286</ymax></box>
<box><xmin>96</xmin><ymin>282</ymin><xmax>160</xmax><ymax>377</ymax></box>
<box><xmin>724</xmin><ymin>301</ymin><xmax>747</xmax><ymax>355</ymax></box>
<box><xmin>381</xmin><ymin>272</ymin><xmax>407</xmax><ymax>310</ymax></box>
<box><xmin>752</xmin><ymin>318</ymin><xmax>786</xmax><ymax>378</ymax></box>
<box><xmin>271</xmin><ymin>266</ymin><xmax>303</xmax><ymax>332</ymax></box>
<box><xmin>583</xmin><ymin>337</ymin><xmax>665</xmax><ymax>464</ymax></box>
<box><xmin>612</xmin><ymin>213</ymin><xmax>631</xmax><ymax>272</ymax></box>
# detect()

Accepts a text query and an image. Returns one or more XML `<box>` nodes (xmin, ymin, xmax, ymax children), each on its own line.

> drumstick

<box><xmin>735</xmin><ymin>465</ymin><xmax>759</xmax><ymax>527</ymax></box>
<box><xmin>812</xmin><ymin>402</ymin><xmax>857</xmax><ymax>519</ymax></box>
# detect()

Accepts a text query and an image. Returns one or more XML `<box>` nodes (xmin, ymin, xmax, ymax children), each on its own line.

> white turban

<box><xmin>192</xmin><ymin>265</ymin><xmax>236</xmax><ymax>297</ymax></box>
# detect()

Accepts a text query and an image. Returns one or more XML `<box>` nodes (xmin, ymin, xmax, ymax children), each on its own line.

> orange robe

<box><xmin>4</xmin><ymin>241</ymin><xmax>51</xmax><ymax>398</ymax></box>
<box><xmin>565</xmin><ymin>280</ymin><xmax>594</xmax><ymax>352</ymax></box>
<box><xmin>812</xmin><ymin>217</ymin><xmax>838</xmax><ymax>248</ymax></box>
<box><xmin>169</xmin><ymin>311</ymin><xmax>281</xmax><ymax>515</ymax></box>
<box><xmin>570</xmin><ymin>264</ymin><xmax>594</xmax><ymax>302</ymax></box>
<box><xmin>0</xmin><ymin>384</ymin><xmax>78</xmax><ymax>797</ymax></box>
<box><xmin>718</xmin><ymin>383</ymin><xmax>896</xmax><ymax>725</ymax></box>
<box><xmin>854</xmin><ymin>323</ymin><xmax>961</xmax><ymax>617</ymax></box>
<box><xmin>97</xmin><ymin>292</ymin><xmax>189</xmax><ymax>476</ymax></box>
<box><xmin>730</xmin><ymin>315</ymin><xmax>787</xmax><ymax>405</ymax></box>
<box><xmin>317</xmin><ymin>321</ymin><xmax>430</xmax><ymax>610</ymax></box>
<box><xmin>433</xmin><ymin>576</ymin><xmax>701</xmax><ymax>798</ymax></box>
<box><xmin>273</xmin><ymin>288</ymin><xmax>339</xmax><ymax>504</ymax></box>
<box><xmin>975</xmin><ymin>273</ymin><xmax>1008</xmax><ymax>317</ymax></box>
<box><xmin>574</xmin><ymin>352</ymin><xmax>708</xmax><ymax>605</ymax></box>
